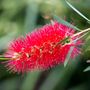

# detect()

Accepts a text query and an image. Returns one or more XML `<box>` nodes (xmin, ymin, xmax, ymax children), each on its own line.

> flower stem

<box><xmin>0</xmin><ymin>57</ymin><xmax>11</xmax><ymax>60</ymax></box>
<box><xmin>73</xmin><ymin>32</ymin><xmax>88</xmax><ymax>42</ymax></box>
<box><xmin>72</xmin><ymin>28</ymin><xmax>90</xmax><ymax>37</ymax></box>
<box><xmin>55</xmin><ymin>37</ymin><xmax>70</xmax><ymax>47</ymax></box>
<box><xmin>0</xmin><ymin>55</ymin><xmax>11</xmax><ymax>60</ymax></box>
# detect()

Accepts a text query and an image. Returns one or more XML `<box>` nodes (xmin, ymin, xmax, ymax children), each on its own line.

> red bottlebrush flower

<box><xmin>4</xmin><ymin>21</ymin><xmax>82</xmax><ymax>73</ymax></box>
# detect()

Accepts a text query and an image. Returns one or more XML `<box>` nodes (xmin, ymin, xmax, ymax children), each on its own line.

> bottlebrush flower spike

<box><xmin>4</xmin><ymin>21</ymin><xmax>82</xmax><ymax>73</ymax></box>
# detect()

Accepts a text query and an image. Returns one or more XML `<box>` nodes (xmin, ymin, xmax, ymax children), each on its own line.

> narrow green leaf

<box><xmin>64</xmin><ymin>46</ymin><xmax>74</xmax><ymax>67</ymax></box>
<box><xmin>39</xmin><ymin>67</ymin><xmax>63</xmax><ymax>90</ymax></box>
<box><xmin>0</xmin><ymin>77</ymin><xmax>20</xmax><ymax>90</ymax></box>
<box><xmin>65</xmin><ymin>0</ymin><xmax>90</xmax><ymax>24</ymax></box>
<box><xmin>21</xmin><ymin>72</ymin><xmax>41</xmax><ymax>90</ymax></box>
<box><xmin>64</xmin><ymin>40</ymin><xmax>76</xmax><ymax>67</ymax></box>
<box><xmin>84</xmin><ymin>66</ymin><xmax>90</xmax><ymax>72</ymax></box>
<box><xmin>53</xmin><ymin>15</ymin><xmax>81</xmax><ymax>31</ymax></box>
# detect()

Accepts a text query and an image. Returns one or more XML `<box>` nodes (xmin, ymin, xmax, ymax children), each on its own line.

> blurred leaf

<box><xmin>64</xmin><ymin>46</ymin><xmax>74</xmax><ymax>67</ymax></box>
<box><xmin>39</xmin><ymin>56</ymin><xmax>80</xmax><ymax>90</ymax></box>
<box><xmin>0</xmin><ymin>77</ymin><xmax>20</xmax><ymax>90</ymax></box>
<box><xmin>53</xmin><ymin>15</ymin><xmax>81</xmax><ymax>31</ymax></box>
<box><xmin>2</xmin><ymin>0</ymin><xmax>26</xmax><ymax>19</ymax></box>
<box><xmin>21</xmin><ymin>72</ymin><xmax>41</xmax><ymax>90</ymax></box>
<box><xmin>84</xmin><ymin>66</ymin><xmax>90</xmax><ymax>72</ymax></box>
<box><xmin>69</xmin><ymin>83</ymin><xmax>88</xmax><ymax>90</ymax></box>
<box><xmin>0</xmin><ymin>31</ymin><xmax>17</xmax><ymax>51</ymax></box>
<box><xmin>39</xmin><ymin>66</ymin><xmax>63</xmax><ymax>90</ymax></box>
<box><xmin>24</xmin><ymin>1</ymin><xmax>39</xmax><ymax>34</ymax></box>
<box><xmin>40</xmin><ymin>0</ymin><xmax>67</xmax><ymax>18</ymax></box>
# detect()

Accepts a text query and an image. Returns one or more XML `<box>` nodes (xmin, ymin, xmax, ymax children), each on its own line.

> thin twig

<box><xmin>72</xmin><ymin>28</ymin><xmax>90</xmax><ymax>38</ymax></box>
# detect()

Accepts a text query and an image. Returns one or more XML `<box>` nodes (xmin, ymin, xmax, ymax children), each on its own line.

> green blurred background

<box><xmin>0</xmin><ymin>0</ymin><xmax>90</xmax><ymax>90</ymax></box>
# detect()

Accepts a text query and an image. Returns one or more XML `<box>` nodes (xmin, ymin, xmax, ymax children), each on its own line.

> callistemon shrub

<box><xmin>4</xmin><ymin>21</ymin><xmax>82</xmax><ymax>73</ymax></box>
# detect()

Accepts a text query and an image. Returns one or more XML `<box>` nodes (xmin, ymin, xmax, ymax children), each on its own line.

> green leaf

<box><xmin>21</xmin><ymin>72</ymin><xmax>41</xmax><ymax>90</ymax></box>
<box><xmin>64</xmin><ymin>46</ymin><xmax>74</xmax><ymax>67</ymax></box>
<box><xmin>84</xmin><ymin>66</ymin><xmax>90</xmax><ymax>72</ymax></box>
<box><xmin>39</xmin><ymin>66</ymin><xmax>63</xmax><ymax>90</ymax></box>
<box><xmin>0</xmin><ymin>77</ymin><xmax>20</xmax><ymax>90</ymax></box>
<box><xmin>53</xmin><ymin>15</ymin><xmax>81</xmax><ymax>31</ymax></box>
<box><xmin>65</xmin><ymin>0</ymin><xmax>90</xmax><ymax>24</ymax></box>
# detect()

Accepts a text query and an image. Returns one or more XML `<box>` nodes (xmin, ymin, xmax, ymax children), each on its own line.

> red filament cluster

<box><xmin>5</xmin><ymin>21</ymin><xmax>82</xmax><ymax>73</ymax></box>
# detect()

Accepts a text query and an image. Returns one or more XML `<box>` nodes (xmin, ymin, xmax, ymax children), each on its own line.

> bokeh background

<box><xmin>0</xmin><ymin>0</ymin><xmax>90</xmax><ymax>90</ymax></box>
